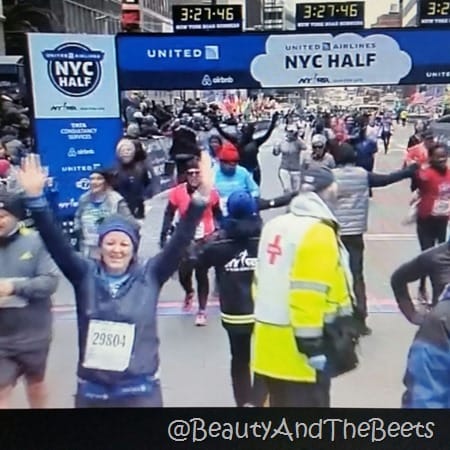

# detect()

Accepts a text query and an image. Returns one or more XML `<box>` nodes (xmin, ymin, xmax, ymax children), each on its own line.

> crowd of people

<box><xmin>2</xmin><ymin>89</ymin><xmax>450</xmax><ymax>409</ymax></box>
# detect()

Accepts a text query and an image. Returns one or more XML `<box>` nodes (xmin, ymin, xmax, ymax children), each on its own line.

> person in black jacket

<box><xmin>211</xmin><ymin>113</ymin><xmax>279</xmax><ymax>186</ymax></box>
<box><xmin>192</xmin><ymin>191</ymin><xmax>265</xmax><ymax>407</ymax></box>
<box><xmin>113</xmin><ymin>138</ymin><xmax>150</xmax><ymax>220</ymax></box>
<box><xmin>391</xmin><ymin>241</ymin><xmax>450</xmax><ymax>325</ymax></box>
<box><xmin>169</xmin><ymin>125</ymin><xmax>201</xmax><ymax>184</ymax></box>
<box><xmin>407</xmin><ymin>120</ymin><xmax>425</xmax><ymax>149</ymax></box>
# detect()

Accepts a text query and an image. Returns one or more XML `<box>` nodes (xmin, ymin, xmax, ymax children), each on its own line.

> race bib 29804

<box><xmin>83</xmin><ymin>320</ymin><xmax>135</xmax><ymax>372</ymax></box>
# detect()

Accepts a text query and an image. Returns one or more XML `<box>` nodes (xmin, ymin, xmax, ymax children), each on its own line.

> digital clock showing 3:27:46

<box><xmin>419</xmin><ymin>0</ymin><xmax>450</xmax><ymax>26</ymax></box>
<box><xmin>296</xmin><ymin>1</ymin><xmax>365</xmax><ymax>29</ymax></box>
<box><xmin>172</xmin><ymin>5</ymin><xmax>243</xmax><ymax>32</ymax></box>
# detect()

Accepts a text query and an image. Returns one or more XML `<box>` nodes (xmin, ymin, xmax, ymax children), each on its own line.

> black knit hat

<box><xmin>0</xmin><ymin>191</ymin><xmax>25</xmax><ymax>219</ymax></box>
<box><xmin>301</xmin><ymin>166</ymin><xmax>335</xmax><ymax>193</ymax></box>
<box><xmin>334</xmin><ymin>143</ymin><xmax>357</xmax><ymax>165</ymax></box>
<box><xmin>91</xmin><ymin>167</ymin><xmax>113</xmax><ymax>185</ymax></box>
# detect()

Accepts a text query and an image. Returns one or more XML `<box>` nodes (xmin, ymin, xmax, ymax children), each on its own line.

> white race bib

<box><xmin>84</xmin><ymin>224</ymin><xmax>99</xmax><ymax>246</ymax></box>
<box><xmin>432</xmin><ymin>198</ymin><xmax>450</xmax><ymax>216</ymax></box>
<box><xmin>194</xmin><ymin>221</ymin><xmax>205</xmax><ymax>240</ymax></box>
<box><xmin>220</xmin><ymin>197</ymin><xmax>229</xmax><ymax>216</ymax></box>
<box><xmin>83</xmin><ymin>320</ymin><xmax>135</xmax><ymax>372</ymax></box>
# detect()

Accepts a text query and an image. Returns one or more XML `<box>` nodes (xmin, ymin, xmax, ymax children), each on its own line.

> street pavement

<box><xmin>11</xmin><ymin>122</ymin><xmax>422</xmax><ymax>408</ymax></box>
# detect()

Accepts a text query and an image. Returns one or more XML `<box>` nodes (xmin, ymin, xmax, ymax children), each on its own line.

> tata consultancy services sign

<box><xmin>28</xmin><ymin>33</ymin><xmax>120</xmax><ymax>119</ymax></box>
<box><xmin>116</xmin><ymin>29</ymin><xmax>450</xmax><ymax>89</ymax></box>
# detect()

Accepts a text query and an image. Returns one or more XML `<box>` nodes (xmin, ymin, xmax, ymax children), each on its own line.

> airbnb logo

<box><xmin>267</xmin><ymin>234</ymin><xmax>282</xmax><ymax>265</ymax></box>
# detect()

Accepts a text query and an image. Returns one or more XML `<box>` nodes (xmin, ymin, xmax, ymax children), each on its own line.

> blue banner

<box><xmin>116</xmin><ymin>29</ymin><xmax>450</xmax><ymax>90</ymax></box>
<box><xmin>34</xmin><ymin>118</ymin><xmax>123</xmax><ymax>212</ymax></box>
<box><xmin>28</xmin><ymin>33</ymin><xmax>123</xmax><ymax>218</ymax></box>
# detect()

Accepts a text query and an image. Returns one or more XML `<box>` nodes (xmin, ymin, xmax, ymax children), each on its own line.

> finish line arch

<box><xmin>115</xmin><ymin>28</ymin><xmax>450</xmax><ymax>91</ymax></box>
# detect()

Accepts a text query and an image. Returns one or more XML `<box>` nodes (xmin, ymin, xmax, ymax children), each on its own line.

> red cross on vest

<box><xmin>267</xmin><ymin>234</ymin><xmax>282</xmax><ymax>265</ymax></box>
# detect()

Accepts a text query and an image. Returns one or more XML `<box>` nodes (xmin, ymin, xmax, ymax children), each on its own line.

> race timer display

<box><xmin>172</xmin><ymin>5</ymin><xmax>242</xmax><ymax>33</ymax></box>
<box><xmin>296</xmin><ymin>2</ymin><xmax>365</xmax><ymax>29</ymax></box>
<box><xmin>419</xmin><ymin>0</ymin><xmax>450</xmax><ymax>26</ymax></box>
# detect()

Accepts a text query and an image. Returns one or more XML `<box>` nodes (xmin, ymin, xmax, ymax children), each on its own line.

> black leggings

<box><xmin>126</xmin><ymin>197</ymin><xmax>145</xmax><ymax>219</ymax></box>
<box><xmin>226</xmin><ymin>329</ymin><xmax>268</xmax><ymax>406</ymax></box>
<box><xmin>382</xmin><ymin>132</ymin><xmax>391</xmax><ymax>153</ymax></box>
<box><xmin>178</xmin><ymin>260</ymin><xmax>209</xmax><ymax>310</ymax></box>
<box><xmin>417</xmin><ymin>216</ymin><xmax>448</xmax><ymax>292</ymax></box>
<box><xmin>253</xmin><ymin>166</ymin><xmax>261</xmax><ymax>186</ymax></box>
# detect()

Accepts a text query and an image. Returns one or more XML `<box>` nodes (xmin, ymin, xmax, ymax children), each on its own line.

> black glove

<box><xmin>406</xmin><ymin>162</ymin><xmax>420</xmax><ymax>175</ymax></box>
<box><xmin>272</xmin><ymin>111</ymin><xmax>280</xmax><ymax>123</ymax></box>
<box><xmin>159</xmin><ymin>235</ymin><xmax>167</xmax><ymax>249</ymax></box>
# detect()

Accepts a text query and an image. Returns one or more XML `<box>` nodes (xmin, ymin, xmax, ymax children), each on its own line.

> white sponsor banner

<box><xmin>27</xmin><ymin>33</ymin><xmax>120</xmax><ymax>119</ymax></box>
<box><xmin>250</xmin><ymin>33</ymin><xmax>412</xmax><ymax>88</ymax></box>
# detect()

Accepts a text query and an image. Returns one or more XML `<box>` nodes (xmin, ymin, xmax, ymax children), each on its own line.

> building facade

<box><xmin>371</xmin><ymin>3</ymin><xmax>401</xmax><ymax>27</ymax></box>
<box><xmin>61</xmin><ymin>0</ymin><xmax>172</xmax><ymax>34</ymax></box>
<box><xmin>0</xmin><ymin>0</ymin><xmax>4</xmax><ymax>54</ymax></box>
<box><xmin>401</xmin><ymin>0</ymin><xmax>418</xmax><ymax>27</ymax></box>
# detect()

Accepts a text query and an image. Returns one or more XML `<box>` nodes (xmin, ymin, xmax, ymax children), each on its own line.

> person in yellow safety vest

<box><xmin>400</xmin><ymin>110</ymin><xmax>408</xmax><ymax>127</ymax></box>
<box><xmin>252</xmin><ymin>166</ymin><xmax>357</xmax><ymax>407</ymax></box>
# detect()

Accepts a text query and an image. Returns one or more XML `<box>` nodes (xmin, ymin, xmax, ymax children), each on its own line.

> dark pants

<box><xmin>225</xmin><ymin>329</ymin><xmax>268</xmax><ymax>406</ymax></box>
<box><xmin>253</xmin><ymin>166</ymin><xmax>261</xmax><ymax>186</ymax></box>
<box><xmin>242</xmin><ymin>164</ymin><xmax>261</xmax><ymax>186</ymax></box>
<box><xmin>382</xmin><ymin>132</ymin><xmax>391</xmax><ymax>153</ymax></box>
<box><xmin>75</xmin><ymin>382</ymin><xmax>163</xmax><ymax>408</ymax></box>
<box><xmin>178</xmin><ymin>259</ymin><xmax>209</xmax><ymax>310</ymax></box>
<box><xmin>226</xmin><ymin>331</ymin><xmax>252</xmax><ymax>406</ymax></box>
<box><xmin>416</xmin><ymin>216</ymin><xmax>448</xmax><ymax>294</ymax></box>
<box><xmin>261</xmin><ymin>373</ymin><xmax>330</xmax><ymax>407</ymax></box>
<box><xmin>341</xmin><ymin>234</ymin><xmax>367</xmax><ymax>320</ymax></box>
<box><xmin>126</xmin><ymin>197</ymin><xmax>145</xmax><ymax>219</ymax></box>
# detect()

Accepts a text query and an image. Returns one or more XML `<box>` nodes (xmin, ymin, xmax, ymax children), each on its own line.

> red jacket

<box><xmin>404</xmin><ymin>143</ymin><xmax>428</xmax><ymax>168</ymax></box>
<box><xmin>169</xmin><ymin>183</ymin><xmax>220</xmax><ymax>238</ymax></box>
<box><xmin>415</xmin><ymin>167</ymin><xmax>450</xmax><ymax>218</ymax></box>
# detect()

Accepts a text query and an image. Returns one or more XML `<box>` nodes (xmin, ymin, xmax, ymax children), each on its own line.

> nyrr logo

<box><xmin>42</xmin><ymin>42</ymin><xmax>104</xmax><ymax>97</ymax></box>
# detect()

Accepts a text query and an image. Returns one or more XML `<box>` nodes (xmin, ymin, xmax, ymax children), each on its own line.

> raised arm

<box><xmin>212</xmin><ymin>118</ymin><xmax>240</xmax><ymax>147</ymax></box>
<box><xmin>254</xmin><ymin>112</ymin><xmax>279</xmax><ymax>146</ymax></box>
<box><xmin>17</xmin><ymin>155</ymin><xmax>88</xmax><ymax>284</ymax></box>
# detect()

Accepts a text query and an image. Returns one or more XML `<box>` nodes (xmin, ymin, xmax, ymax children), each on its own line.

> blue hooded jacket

<box><xmin>402</xmin><ymin>284</ymin><xmax>450</xmax><ymax>408</ymax></box>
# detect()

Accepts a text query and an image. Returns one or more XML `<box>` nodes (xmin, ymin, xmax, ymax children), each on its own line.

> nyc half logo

<box><xmin>42</xmin><ymin>42</ymin><xmax>104</xmax><ymax>97</ymax></box>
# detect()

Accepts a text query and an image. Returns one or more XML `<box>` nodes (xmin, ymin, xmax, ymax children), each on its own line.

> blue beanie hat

<box><xmin>97</xmin><ymin>214</ymin><xmax>141</xmax><ymax>251</ymax></box>
<box><xmin>227</xmin><ymin>191</ymin><xmax>257</xmax><ymax>219</ymax></box>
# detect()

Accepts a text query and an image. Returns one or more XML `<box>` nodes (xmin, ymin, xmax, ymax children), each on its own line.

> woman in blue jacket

<box><xmin>16</xmin><ymin>153</ymin><xmax>213</xmax><ymax>408</ymax></box>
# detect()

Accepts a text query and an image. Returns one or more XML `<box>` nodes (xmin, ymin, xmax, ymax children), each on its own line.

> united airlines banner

<box><xmin>116</xmin><ymin>29</ymin><xmax>450</xmax><ymax>90</ymax></box>
<box><xmin>28</xmin><ymin>33</ymin><xmax>123</xmax><ymax>217</ymax></box>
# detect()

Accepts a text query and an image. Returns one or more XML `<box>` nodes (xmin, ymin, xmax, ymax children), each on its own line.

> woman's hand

<box><xmin>197</xmin><ymin>151</ymin><xmax>213</xmax><ymax>199</ymax></box>
<box><xmin>16</xmin><ymin>154</ymin><xmax>47</xmax><ymax>197</ymax></box>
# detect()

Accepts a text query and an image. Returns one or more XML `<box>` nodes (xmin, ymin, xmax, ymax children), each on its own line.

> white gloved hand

<box><xmin>308</xmin><ymin>354</ymin><xmax>327</xmax><ymax>371</ymax></box>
